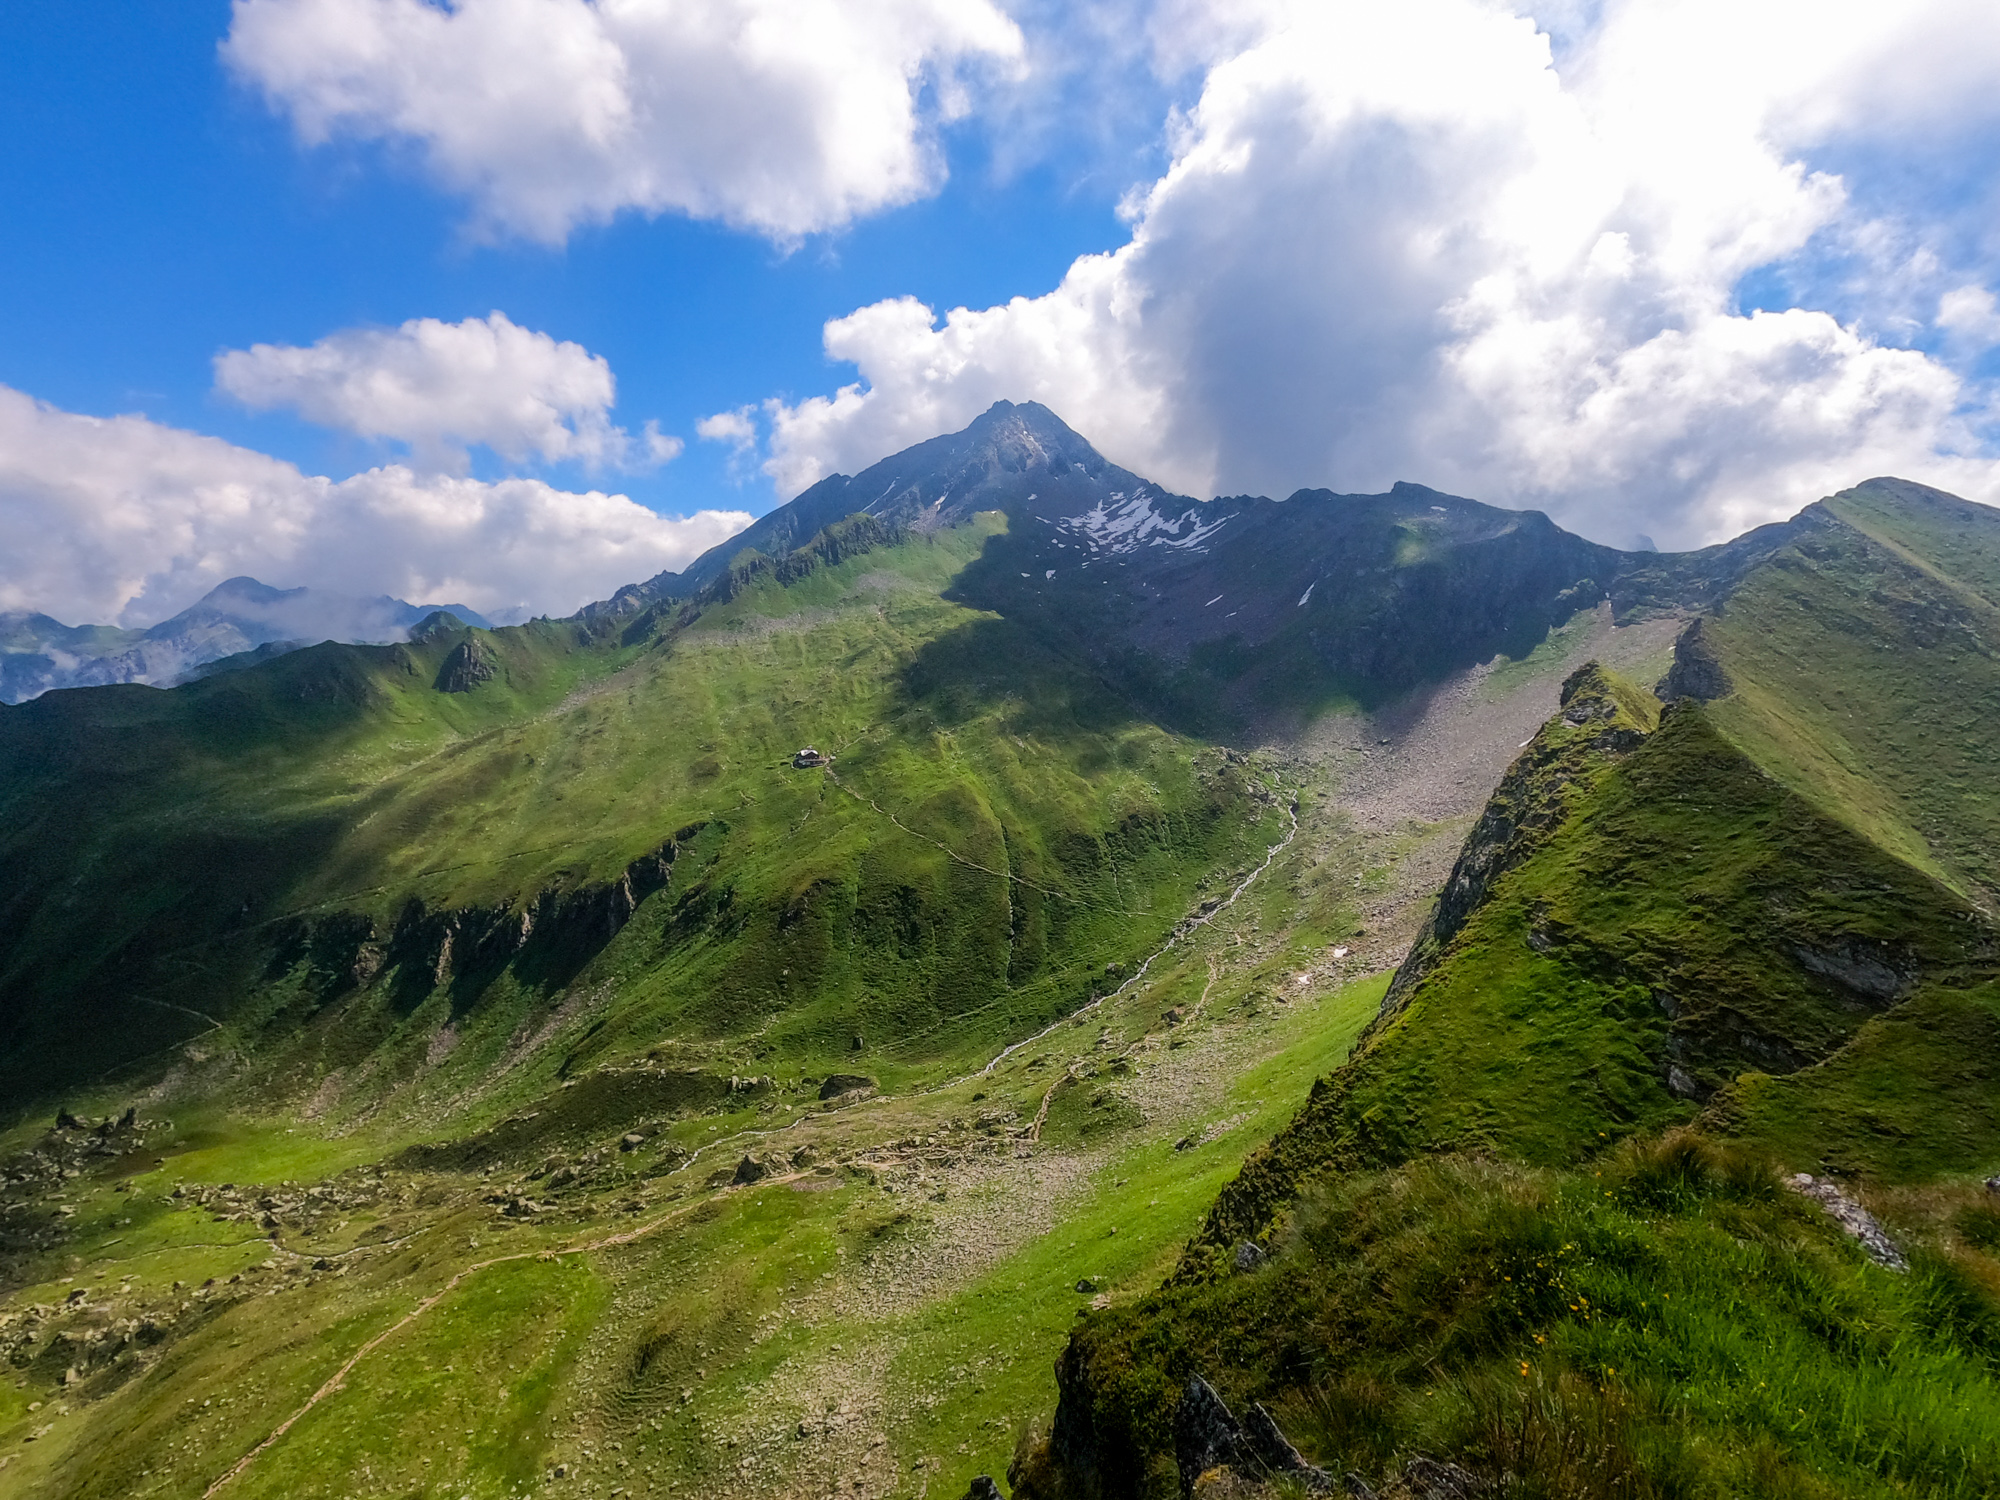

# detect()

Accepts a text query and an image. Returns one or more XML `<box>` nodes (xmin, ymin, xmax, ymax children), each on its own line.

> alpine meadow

<box><xmin>11</xmin><ymin>4</ymin><xmax>2000</xmax><ymax>1497</ymax></box>
<box><xmin>4</xmin><ymin>401</ymin><xmax>2000</xmax><ymax>1500</ymax></box>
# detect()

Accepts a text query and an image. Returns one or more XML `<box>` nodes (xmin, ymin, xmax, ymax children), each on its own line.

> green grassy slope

<box><xmin>1701</xmin><ymin>479</ymin><xmax>2000</xmax><ymax>908</ymax></box>
<box><xmin>0</xmin><ymin>720</ymin><xmax>1398</xmax><ymax>1500</ymax></box>
<box><xmin>0</xmin><ymin>515</ymin><xmax>1272</xmax><ymax>1124</ymax></box>
<box><xmin>1021</xmin><ymin>483</ymin><xmax>2000</xmax><ymax>1498</ymax></box>
<box><xmin>1028</xmin><ymin>1143</ymin><xmax>2000</xmax><ymax>1500</ymax></box>
<box><xmin>1180</xmin><ymin>665</ymin><xmax>1995</xmax><ymax>1268</ymax></box>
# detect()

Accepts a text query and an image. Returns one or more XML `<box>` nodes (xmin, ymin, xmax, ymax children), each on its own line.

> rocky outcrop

<box><xmin>268</xmin><ymin>835</ymin><xmax>688</xmax><ymax>1008</ymax></box>
<box><xmin>1787</xmin><ymin>1173</ymin><xmax>1908</xmax><ymax>1270</ymax></box>
<box><xmin>1172</xmin><ymin>1376</ymin><xmax>1332</xmax><ymax>1499</ymax></box>
<box><xmin>818</xmin><ymin>1073</ymin><xmax>878</xmax><ymax>1101</ymax></box>
<box><xmin>1789</xmin><ymin>939</ymin><xmax>1915</xmax><ymax>1007</ymax></box>
<box><xmin>1655</xmin><ymin>616</ymin><xmax>1733</xmax><ymax>703</ymax></box>
<box><xmin>434</xmin><ymin>634</ymin><xmax>499</xmax><ymax>692</ymax></box>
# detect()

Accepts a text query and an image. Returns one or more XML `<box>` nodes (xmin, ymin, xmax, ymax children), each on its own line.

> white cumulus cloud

<box><xmin>737</xmin><ymin>0</ymin><xmax>2000</xmax><ymax>547</ymax></box>
<box><xmin>223</xmin><ymin>0</ymin><xmax>1025</xmax><ymax>244</ymax></box>
<box><xmin>0</xmin><ymin>385</ymin><xmax>748</xmax><ymax>628</ymax></box>
<box><xmin>694</xmin><ymin>407</ymin><xmax>758</xmax><ymax>452</ymax></box>
<box><xmin>216</xmin><ymin>311</ymin><xmax>672</xmax><ymax>473</ymax></box>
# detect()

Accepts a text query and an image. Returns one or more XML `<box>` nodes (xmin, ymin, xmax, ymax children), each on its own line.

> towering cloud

<box><xmin>718</xmin><ymin>0</ymin><xmax>2000</xmax><ymax>548</ymax></box>
<box><xmin>223</xmin><ymin>0</ymin><xmax>1025</xmax><ymax>243</ymax></box>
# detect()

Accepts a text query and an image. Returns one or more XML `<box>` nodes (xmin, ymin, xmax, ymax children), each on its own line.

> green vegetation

<box><xmin>9</xmin><ymin>474</ymin><xmax>2000</xmax><ymax>1499</ymax></box>
<box><xmin>0</xmin><ymin>512</ymin><xmax>1275</xmax><ymax>1121</ymax></box>
<box><xmin>1704</xmin><ymin>480</ymin><xmax>2000</xmax><ymax>906</ymax></box>
<box><xmin>0</xmin><ymin>504</ymin><xmax>1389</xmax><ymax>1499</ymax></box>
<box><xmin>1013</xmin><ymin>479</ymin><xmax>2000</xmax><ymax>1499</ymax></box>
<box><xmin>1183</xmin><ymin>655</ymin><xmax>1996</xmax><ymax>1270</ymax></box>
<box><xmin>1025</xmin><ymin>1138</ymin><xmax>2000</xmax><ymax>1499</ymax></box>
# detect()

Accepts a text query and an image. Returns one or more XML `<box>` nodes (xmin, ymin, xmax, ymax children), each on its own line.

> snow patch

<box><xmin>1053</xmin><ymin>487</ymin><xmax>1233</xmax><ymax>557</ymax></box>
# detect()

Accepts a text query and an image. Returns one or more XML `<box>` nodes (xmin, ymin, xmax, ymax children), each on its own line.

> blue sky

<box><xmin>0</xmin><ymin>0</ymin><xmax>1159</xmax><ymax>515</ymax></box>
<box><xmin>4</xmin><ymin>0</ymin><xmax>1999</xmax><ymax>627</ymax></box>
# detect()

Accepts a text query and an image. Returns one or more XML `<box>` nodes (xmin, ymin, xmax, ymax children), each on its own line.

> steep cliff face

<box><xmin>266</xmin><ymin>836</ymin><xmax>684</xmax><ymax>1014</ymax></box>
<box><xmin>1654</xmin><ymin>616</ymin><xmax>1732</xmax><ymax>703</ymax></box>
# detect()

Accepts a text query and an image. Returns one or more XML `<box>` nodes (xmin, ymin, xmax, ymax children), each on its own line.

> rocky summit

<box><xmin>2</xmin><ymin>407</ymin><xmax>1999</xmax><ymax>1500</ymax></box>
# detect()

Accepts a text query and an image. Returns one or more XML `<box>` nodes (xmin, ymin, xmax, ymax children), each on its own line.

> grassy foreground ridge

<box><xmin>1019</xmin><ymin>485</ymin><xmax>2000</xmax><ymax>1498</ymax></box>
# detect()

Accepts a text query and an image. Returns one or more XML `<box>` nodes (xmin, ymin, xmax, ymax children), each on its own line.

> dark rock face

<box><xmin>1790</xmin><ymin>939</ymin><xmax>1914</xmax><ymax>1007</ymax></box>
<box><xmin>1655</xmin><ymin>616</ymin><xmax>1733</xmax><ymax>703</ymax></box>
<box><xmin>1171</xmin><ymin>1375</ymin><xmax>1331</xmax><ymax>1499</ymax></box>
<box><xmin>264</xmin><ymin>836</ymin><xmax>683</xmax><ymax>1020</ymax></box>
<box><xmin>1173</xmin><ymin>1376</ymin><xmax>1242</xmax><ymax>1496</ymax></box>
<box><xmin>818</xmin><ymin>1073</ymin><xmax>877</xmax><ymax>1100</ymax></box>
<box><xmin>434</xmin><ymin>636</ymin><xmax>498</xmax><ymax>693</ymax></box>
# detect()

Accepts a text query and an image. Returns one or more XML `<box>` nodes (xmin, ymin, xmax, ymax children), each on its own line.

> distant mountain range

<box><xmin>0</xmin><ymin>576</ymin><xmax>492</xmax><ymax>703</ymax></box>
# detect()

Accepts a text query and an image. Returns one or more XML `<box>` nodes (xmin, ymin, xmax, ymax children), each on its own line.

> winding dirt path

<box><xmin>823</xmin><ymin>768</ymin><xmax>1097</xmax><ymax>907</ymax></box>
<box><xmin>203</xmin><ymin>787</ymin><xmax>1300</xmax><ymax>1497</ymax></box>
<box><xmin>202</xmin><ymin>1177</ymin><xmax>811</xmax><ymax>1498</ymax></box>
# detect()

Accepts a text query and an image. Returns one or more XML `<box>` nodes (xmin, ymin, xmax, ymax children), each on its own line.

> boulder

<box><xmin>818</xmin><ymin>1073</ymin><xmax>877</xmax><ymax>1101</ymax></box>
<box><xmin>1172</xmin><ymin>1376</ymin><xmax>1332</xmax><ymax>1499</ymax></box>
<box><xmin>1655</xmin><ymin>617</ymin><xmax>1733</xmax><ymax>704</ymax></box>
<box><xmin>1402</xmin><ymin>1455</ymin><xmax>1487</xmax><ymax>1499</ymax></box>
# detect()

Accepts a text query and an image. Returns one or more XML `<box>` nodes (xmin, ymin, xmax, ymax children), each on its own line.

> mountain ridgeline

<box><xmin>0</xmin><ymin>576</ymin><xmax>494</xmax><ymax>704</ymax></box>
<box><xmin>0</xmin><ymin>400</ymin><xmax>1741</xmax><ymax>1107</ymax></box>
<box><xmin>631</xmin><ymin>402</ymin><xmax>1793</xmax><ymax>727</ymax></box>
<box><xmin>1018</xmin><ymin>478</ymin><xmax>2000</xmax><ymax>1500</ymax></box>
<box><xmin>3</xmin><ymin>404</ymin><xmax>2000</xmax><ymax>1500</ymax></box>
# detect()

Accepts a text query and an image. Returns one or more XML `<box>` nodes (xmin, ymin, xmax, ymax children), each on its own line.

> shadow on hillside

<box><xmin>898</xmin><ymin>611</ymin><xmax>1154</xmax><ymax>743</ymax></box>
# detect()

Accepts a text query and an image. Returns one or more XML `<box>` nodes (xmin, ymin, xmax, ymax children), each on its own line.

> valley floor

<box><xmin>0</xmin><ymin>606</ymin><xmax>1678</xmax><ymax>1500</ymax></box>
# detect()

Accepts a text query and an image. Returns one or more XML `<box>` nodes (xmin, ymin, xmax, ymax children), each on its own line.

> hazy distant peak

<box><xmin>0</xmin><ymin>580</ymin><xmax>495</xmax><ymax>704</ymax></box>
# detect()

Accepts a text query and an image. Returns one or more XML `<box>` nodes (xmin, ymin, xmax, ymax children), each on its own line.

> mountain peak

<box><xmin>667</xmin><ymin>401</ymin><xmax>1165</xmax><ymax>593</ymax></box>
